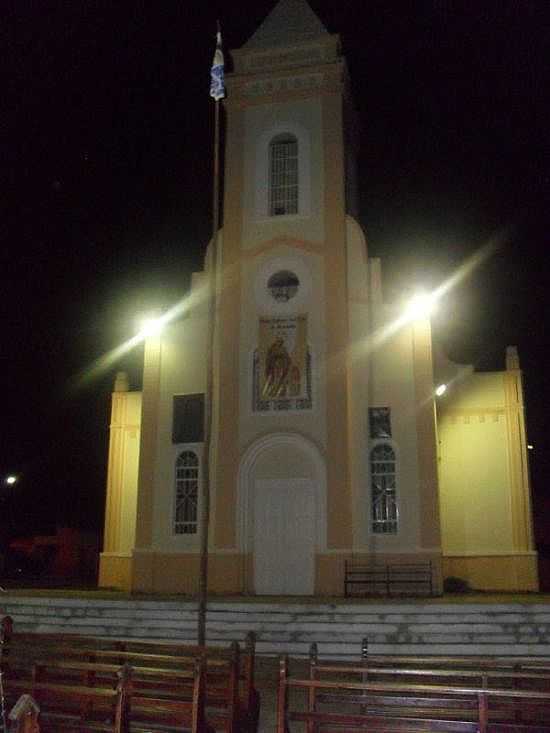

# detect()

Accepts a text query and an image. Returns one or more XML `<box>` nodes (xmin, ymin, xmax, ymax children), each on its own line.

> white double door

<box><xmin>253</xmin><ymin>478</ymin><xmax>315</xmax><ymax>595</ymax></box>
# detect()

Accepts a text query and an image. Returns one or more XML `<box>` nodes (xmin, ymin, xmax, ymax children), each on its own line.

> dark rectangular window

<box><xmin>172</xmin><ymin>394</ymin><xmax>204</xmax><ymax>444</ymax></box>
<box><xmin>269</xmin><ymin>136</ymin><xmax>298</xmax><ymax>216</ymax></box>
<box><xmin>369</xmin><ymin>407</ymin><xmax>391</xmax><ymax>439</ymax></box>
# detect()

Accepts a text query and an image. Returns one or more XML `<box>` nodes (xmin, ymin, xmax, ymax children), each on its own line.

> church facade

<box><xmin>98</xmin><ymin>0</ymin><xmax>537</xmax><ymax>595</ymax></box>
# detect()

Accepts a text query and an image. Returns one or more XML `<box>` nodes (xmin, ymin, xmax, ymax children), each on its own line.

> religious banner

<box><xmin>258</xmin><ymin>316</ymin><xmax>307</xmax><ymax>401</ymax></box>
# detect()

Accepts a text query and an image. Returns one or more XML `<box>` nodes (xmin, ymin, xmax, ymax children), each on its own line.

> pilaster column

<box><xmin>412</xmin><ymin>319</ymin><xmax>442</xmax><ymax>551</ymax></box>
<box><xmin>322</xmin><ymin>89</ymin><xmax>352</xmax><ymax>548</ymax></box>
<box><xmin>134</xmin><ymin>335</ymin><xmax>162</xmax><ymax>549</ymax></box>
<box><xmin>103</xmin><ymin>374</ymin><xmax>129</xmax><ymax>553</ymax></box>
<box><xmin>504</xmin><ymin>347</ymin><xmax>535</xmax><ymax>552</ymax></box>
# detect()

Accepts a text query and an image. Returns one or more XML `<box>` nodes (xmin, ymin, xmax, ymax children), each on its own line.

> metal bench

<box><xmin>344</xmin><ymin>560</ymin><xmax>434</xmax><ymax>596</ymax></box>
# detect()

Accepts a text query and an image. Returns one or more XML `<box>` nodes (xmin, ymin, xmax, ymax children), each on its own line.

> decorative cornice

<box><xmin>226</xmin><ymin>60</ymin><xmax>346</xmax><ymax>104</ymax></box>
<box><xmin>440</xmin><ymin>407</ymin><xmax>506</xmax><ymax>425</ymax></box>
<box><xmin>231</xmin><ymin>34</ymin><xmax>340</xmax><ymax>75</ymax></box>
<box><xmin>243</xmin><ymin>235</ymin><xmax>324</xmax><ymax>259</ymax></box>
<box><xmin>244</xmin><ymin>45</ymin><xmax>326</xmax><ymax>71</ymax></box>
<box><xmin>241</xmin><ymin>72</ymin><xmax>324</xmax><ymax>98</ymax></box>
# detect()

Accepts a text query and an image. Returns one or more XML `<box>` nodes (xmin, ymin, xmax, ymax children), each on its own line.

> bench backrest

<box><xmin>1</xmin><ymin>617</ymin><xmax>256</xmax><ymax>707</ymax></box>
<box><xmin>310</xmin><ymin>641</ymin><xmax>550</xmax><ymax>691</ymax></box>
<box><xmin>344</xmin><ymin>560</ymin><xmax>434</xmax><ymax>596</ymax></box>
<box><xmin>280</xmin><ymin>655</ymin><xmax>550</xmax><ymax>733</ymax></box>
<box><xmin>4</xmin><ymin>659</ymin><xmax>208</xmax><ymax>733</ymax></box>
<box><xmin>1</xmin><ymin>617</ymin><xmax>243</xmax><ymax>731</ymax></box>
<box><xmin>6</xmin><ymin>665</ymin><xmax>131</xmax><ymax>733</ymax></box>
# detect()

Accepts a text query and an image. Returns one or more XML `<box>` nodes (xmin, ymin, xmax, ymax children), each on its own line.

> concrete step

<box><xmin>2</xmin><ymin>595</ymin><xmax>550</xmax><ymax>658</ymax></box>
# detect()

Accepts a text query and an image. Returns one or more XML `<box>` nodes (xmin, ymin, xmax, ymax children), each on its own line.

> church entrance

<box><xmin>253</xmin><ymin>479</ymin><xmax>315</xmax><ymax>595</ymax></box>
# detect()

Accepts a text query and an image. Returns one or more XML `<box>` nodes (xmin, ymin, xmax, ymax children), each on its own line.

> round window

<box><xmin>267</xmin><ymin>270</ymin><xmax>300</xmax><ymax>303</ymax></box>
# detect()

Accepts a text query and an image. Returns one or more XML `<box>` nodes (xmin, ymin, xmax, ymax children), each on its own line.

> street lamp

<box><xmin>4</xmin><ymin>475</ymin><xmax>18</xmax><ymax>486</ymax></box>
<box><xmin>435</xmin><ymin>384</ymin><xmax>447</xmax><ymax>397</ymax></box>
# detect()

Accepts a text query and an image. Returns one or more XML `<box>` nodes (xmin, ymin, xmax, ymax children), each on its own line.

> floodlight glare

<box><xmin>5</xmin><ymin>475</ymin><xmax>17</xmax><ymax>486</ymax></box>
<box><xmin>435</xmin><ymin>384</ymin><xmax>447</xmax><ymax>397</ymax></box>
<box><xmin>137</xmin><ymin>316</ymin><xmax>165</xmax><ymax>340</ymax></box>
<box><xmin>404</xmin><ymin>291</ymin><xmax>438</xmax><ymax>322</ymax></box>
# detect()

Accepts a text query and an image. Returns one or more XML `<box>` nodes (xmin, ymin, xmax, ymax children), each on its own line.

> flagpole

<box><xmin>198</xmin><ymin>21</ymin><xmax>223</xmax><ymax>647</ymax></box>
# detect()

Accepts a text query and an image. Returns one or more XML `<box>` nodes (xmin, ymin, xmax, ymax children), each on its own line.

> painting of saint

<box><xmin>258</xmin><ymin>316</ymin><xmax>307</xmax><ymax>403</ymax></box>
<box><xmin>264</xmin><ymin>336</ymin><xmax>291</xmax><ymax>397</ymax></box>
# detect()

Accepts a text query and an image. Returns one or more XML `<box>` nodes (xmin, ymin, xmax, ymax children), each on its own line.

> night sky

<box><xmin>3</xmin><ymin>2</ymin><xmax>550</xmax><ymax>554</ymax></box>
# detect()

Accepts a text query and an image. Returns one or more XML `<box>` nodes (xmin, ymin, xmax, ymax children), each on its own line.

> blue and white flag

<box><xmin>210</xmin><ymin>30</ymin><xmax>225</xmax><ymax>101</ymax></box>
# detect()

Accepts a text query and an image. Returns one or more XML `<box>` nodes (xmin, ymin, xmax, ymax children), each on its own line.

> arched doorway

<box><xmin>238</xmin><ymin>433</ymin><xmax>326</xmax><ymax>595</ymax></box>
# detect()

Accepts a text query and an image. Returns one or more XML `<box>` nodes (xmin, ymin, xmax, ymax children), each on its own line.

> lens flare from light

<box><xmin>354</xmin><ymin>231</ymin><xmax>507</xmax><ymax>362</ymax></box>
<box><xmin>404</xmin><ymin>291</ymin><xmax>438</xmax><ymax>322</ymax></box>
<box><xmin>136</xmin><ymin>316</ymin><xmax>165</xmax><ymax>340</ymax></box>
<box><xmin>69</xmin><ymin>287</ymin><xmax>206</xmax><ymax>392</ymax></box>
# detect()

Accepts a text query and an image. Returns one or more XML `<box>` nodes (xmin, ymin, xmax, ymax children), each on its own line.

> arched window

<box><xmin>370</xmin><ymin>443</ymin><xmax>398</xmax><ymax>534</ymax></box>
<box><xmin>174</xmin><ymin>450</ymin><xmax>199</xmax><ymax>535</ymax></box>
<box><xmin>269</xmin><ymin>133</ymin><xmax>298</xmax><ymax>216</ymax></box>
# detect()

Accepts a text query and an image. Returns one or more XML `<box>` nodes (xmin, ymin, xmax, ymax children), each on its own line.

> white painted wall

<box><xmin>365</xmin><ymin>306</ymin><xmax>423</xmax><ymax>553</ymax></box>
<box><xmin>346</xmin><ymin>217</ymin><xmax>370</xmax><ymax>548</ymax></box>
<box><xmin>151</xmin><ymin>271</ymin><xmax>209</xmax><ymax>552</ymax></box>
<box><xmin>242</xmin><ymin>100</ymin><xmax>325</xmax><ymax>247</ymax></box>
<box><xmin>238</xmin><ymin>243</ymin><xmax>328</xmax><ymax>452</ymax></box>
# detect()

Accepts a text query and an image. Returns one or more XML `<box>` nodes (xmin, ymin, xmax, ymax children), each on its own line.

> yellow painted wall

<box><xmin>102</xmin><ymin>552</ymin><xmax>245</xmax><ymax>594</ymax></box>
<box><xmin>102</xmin><ymin>389</ymin><xmax>141</xmax><ymax>556</ymax></box>
<box><xmin>443</xmin><ymin>372</ymin><xmax>506</xmax><ymax>410</ymax></box>
<box><xmin>438</xmin><ymin>408</ymin><xmax>513</xmax><ymax>554</ymax></box>
<box><xmin>98</xmin><ymin>554</ymin><xmax>133</xmax><ymax>592</ymax></box>
<box><xmin>437</xmin><ymin>367</ymin><xmax>538</xmax><ymax>591</ymax></box>
<box><xmin>442</xmin><ymin>555</ymin><xmax>538</xmax><ymax>591</ymax></box>
<box><xmin>99</xmin><ymin>383</ymin><xmax>142</xmax><ymax>589</ymax></box>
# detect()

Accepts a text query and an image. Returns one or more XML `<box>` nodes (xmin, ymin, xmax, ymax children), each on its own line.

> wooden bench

<box><xmin>8</xmin><ymin>646</ymin><xmax>239</xmax><ymax>731</ymax></box>
<box><xmin>2</xmin><ymin>659</ymin><xmax>211</xmax><ymax>732</ymax></box>
<box><xmin>278</xmin><ymin>655</ymin><xmax>550</xmax><ymax>732</ymax></box>
<box><xmin>344</xmin><ymin>560</ymin><xmax>434</xmax><ymax>596</ymax></box>
<box><xmin>1</xmin><ymin>617</ymin><xmax>259</xmax><ymax>732</ymax></box>
<box><xmin>312</xmin><ymin>640</ymin><xmax>550</xmax><ymax>699</ymax></box>
<box><xmin>358</xmin><ymin>638</ymin><xmax>550</xmax><ymax>687</ymax></box>
<box><xmin>3</xmin><ymin>664</ymin><xmax>131</xmax><ymax>733</ymax></box>
<box><xmin>360</xmin><ymin>636</ymin><xmax>550</xmax><ymax>667</ymax></box>
<box><xmin>310</xmin><ymin>649</ymin><xmax>550</xmax><ymax>713</ymax></box>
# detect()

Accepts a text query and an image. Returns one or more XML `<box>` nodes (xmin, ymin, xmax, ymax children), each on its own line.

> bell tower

<box><xmin>211</xmin><ymin>0</ymin><xmax>360</xmax><ymax>593</ymax></box>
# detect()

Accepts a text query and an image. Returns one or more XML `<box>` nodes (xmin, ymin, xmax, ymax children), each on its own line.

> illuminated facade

<box><xmin>98</xmin><ymin>0</ymin><xmax>537</xmax><ymax>594</ymax></box>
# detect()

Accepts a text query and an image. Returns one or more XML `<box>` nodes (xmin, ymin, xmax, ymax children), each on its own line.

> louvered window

<box><xmin>269</xmin><ymin>134</ymin><xmax>298</xmax><ymax>216</ymax></box>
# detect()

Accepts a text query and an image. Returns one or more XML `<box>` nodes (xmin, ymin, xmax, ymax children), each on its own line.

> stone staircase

<box><xmin>2</xmin><ymin>595</ymin><xmax>550</xmax><ymax>658</ymax></box>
